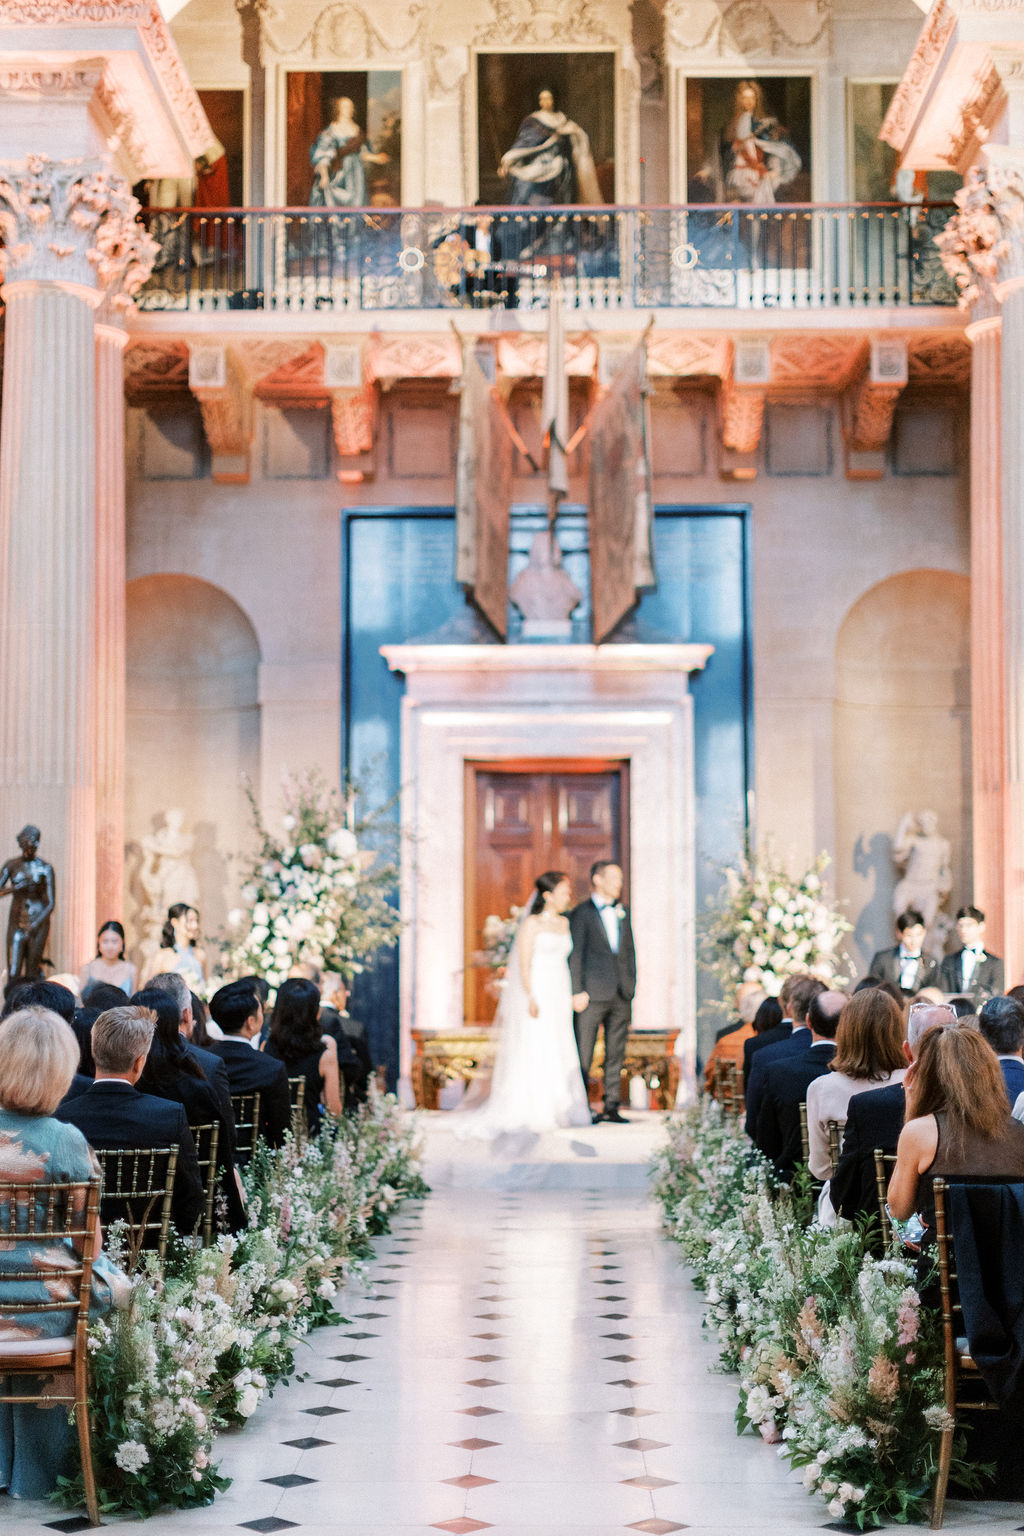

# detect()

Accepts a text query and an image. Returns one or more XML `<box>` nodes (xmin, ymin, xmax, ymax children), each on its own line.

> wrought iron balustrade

<box><xmin>137</xmin><ymin>202</ymin><xmax>958</xmax><ymax>314</ymax></box>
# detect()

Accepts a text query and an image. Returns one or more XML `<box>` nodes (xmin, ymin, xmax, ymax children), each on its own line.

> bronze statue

<box><xmin>0</xmin><ymin>825</ymin><xmax>55</xmax><ymax>983</ymax></box>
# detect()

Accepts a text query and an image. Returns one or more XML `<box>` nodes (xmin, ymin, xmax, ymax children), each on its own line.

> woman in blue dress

<box><xmin>309</xmin><ymin>97</ymin><xmax>390</xmax><ymax>208</ymax></box>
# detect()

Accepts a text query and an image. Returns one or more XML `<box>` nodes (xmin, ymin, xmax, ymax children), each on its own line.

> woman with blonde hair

<box><xmin>888</xmin><ymin>1023</ymin><xmax>1024</xmax><ymax>1229</ymax></box>
<box><xmin>806</xmin><ymin>987</ymin><xmax>907</xmax><ymax>1179</ymax></box>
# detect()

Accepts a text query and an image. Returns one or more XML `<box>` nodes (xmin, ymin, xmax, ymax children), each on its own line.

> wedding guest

<box><xmin>939</xmin><ymin>906</ymin><xmax>1004</xmax><ymax>1003</ymax></box>
<box><xmin>977</xmin><ymin>995</ymin><xmax>1024</xmax><ymax>1103</ymax></box>
<box><xmin>742</xmin><ymin>973</ymin><xmax>799</xmax><ymax>1089</ymax></box>
<box><xmin>714</xmin><ymin>979</ymin><xmax>766</xmax><ymax>1044</ymax></box>
<box><xmin>753</xmin><ymin>989</ymin><xmax>845</xmax><ymax>1175</ymax></box>
<box><xmin>190</xmin><ymin>990</ymin><xmax>218</xmax><ymax>1045</ymax></box>
<box><xmin>77</xmin><ymin>920</ymin><xmax>136</xmax><ymax>998</ymax></box>
<box><xmin>948</xmin><ymin>995</ymin><xmax>977</xmax><ymax>1018</ymax></box>
<box><xmin>868</xmin><ymin>909</ymin><xmax>939</xmax><ymax>996</ymax></box>
<box><xmin>888</xmin><ymin>1023</ymin><xmax>1024</xmax><ymax>1232</ymax></box>
<box><xmin>67</xmin><ymin>1005</ymin><xmax>98</xmax><ymax>1081</ymax></box>
<box><xmin>265</xmin><ymin>977</ymin><xmax>343</xmax><ymax>1135</ymax></box>
<box><xmin>830</xmin><ymin>1001</ymin><xmax>957</xmax><ymax>1224</ymax></box>
<box><xmin>141</xmin><ymin>902</ymin><xmax>208</xmax><ymax>988</ymax></box>
<box><xmin>806</xmin><ymin>989</ymin><xmax>907</xmax><ymax>1180</ymax></box>
<box><xmin>207</xmin><ymin>980</ymin><xmax>290</xmax><ymax>1147</ymax></box>
<box><xmin>0</xmin><ymin>1008</ymin><xmax>127</xmax><ymax>1500</ymax></box>
<box><xmin>704</xmin><ymin>990</ymin><xmax>771</xmax><ymax>1096</ymax></box>
<box><xmin>744</xmin><ymin>975</ymin><xmax>826</xmax><ymax>1135</ymax></box>
<box><xmin>145</xmin><ymin>972</ymin><xmax>234</xmax><ymax>1133</ymax></box>
<box><xmin>55</xmin><ymin>1005</ymin><xmax>204</xmax><ymax>1240</ymax></box>
<box><xmin>80</xmin><ymin>979</ymin><xmax>134</xmax><ymax>1013</ymax></box>
<box><xmin>852</xmin><ymin>976</ymin><xmax>904</xmax><ymax>1006</ymax></box>
<box><xmin>1</xmin><ymin>979</ymin><xmax>75</xmax><ymax>1024</ymax></box>
<box><xmin>319</xmin><ymin>976</ymin><xmax>374</xmax><ymax>1108</ymax></box>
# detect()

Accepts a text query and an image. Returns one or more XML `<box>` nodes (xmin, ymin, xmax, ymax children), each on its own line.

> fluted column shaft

<box><xmin>1000</xmin><ymin>276</ymin><xmax>1024</xmax><ymax>983</ymax></box>
<box><xmin>0</xmin><ymin>278</ymin><xmax>99</xmax><ymax>970</ymax></box>
<box><xmin>94</xmin><ymin>321</ymin><xmax>129</xmax><ymax>926</ymax></box>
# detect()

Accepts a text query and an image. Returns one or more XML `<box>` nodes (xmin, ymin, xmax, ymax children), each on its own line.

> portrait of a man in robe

<box><xmin>477</xmin><ymin>54</ymin><xmax>615</xmax><ymax>207</ymax></box>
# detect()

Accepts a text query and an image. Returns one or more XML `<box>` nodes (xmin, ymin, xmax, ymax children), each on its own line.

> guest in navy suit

<box><xmin>744</xmin><ymin>975</ymin><xmax>825</xmax><ymax>1136</ymax></box>
<box><xmin>208</xmin><ymin>980</ymin><xmax>291</xmax><ymax>1148</ymax></box>
<box><xmin>753</xmin><ymin>989</ymin><xmax>845</xmax><ymax>1176</ymax></box>
<box><xmin>55</xmin><ymin>1005</ymin><xmax>204</xmax><ymax>1237</ymax></box>
<box><xmin>978</xmin><ymin>995</ymin><xmax>1024</xmax><ymax>1105</ymax></box>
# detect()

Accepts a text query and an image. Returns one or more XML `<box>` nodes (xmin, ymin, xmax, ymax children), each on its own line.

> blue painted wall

<box><xmin>342</xmin><ymin>505</ymin><xmax>752</xmax><ymax>1080</ymax></box>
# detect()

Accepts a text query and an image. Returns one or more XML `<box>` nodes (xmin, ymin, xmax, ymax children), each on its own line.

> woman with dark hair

<box><xmin>141</xmin><ymin>903</ymin><xmax>207</xmax><ymax>988</ymax></box>
<box><xmin>130</xmin><ymin>987</ymin><xmax>246</xmax><ymax>1232</ymax></box>
<box><xmin>888</xmin><ymin>1024</ymin><xmax>1024</xmax><ymax>1230</ymax></box>
<box><xmin>78</xmin><ymin>920</ymin><xmax>136</xmax><ymax>997</ymax></box>
<box><xmin>806</xmin><ymin>988</ymin><xmax>908</xmax><ymax>1180</ymax></box>
<box><xmin>265</xmin><ymin>978</ymin><xmax>342</xmax><ymax>1136</ymax></box>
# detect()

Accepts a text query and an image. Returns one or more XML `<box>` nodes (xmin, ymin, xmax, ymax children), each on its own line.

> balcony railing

<box><xmin>137</xmin><ymin>202</ymin><xmax>958</xmax><ymax>314</ymax></box>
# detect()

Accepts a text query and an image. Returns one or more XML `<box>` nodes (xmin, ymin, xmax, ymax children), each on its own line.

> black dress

<box><xmin>266</xmin><ymin>1043</ymin><xmax>325</xmax><ymax>1137</ymax></box>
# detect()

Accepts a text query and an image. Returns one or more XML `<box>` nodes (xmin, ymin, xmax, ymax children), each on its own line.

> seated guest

<box><xmin>939</xmin><ymin>905</ymin><xmax>1005</xmax><ymax>1004</ymax></box>
<box><xmin>0</xmin><ymin>1008</ymin><xmax>127</xmax><ymax>1500</ymax></box>
<box><xmin>319</xmin><ymin>977</ymin><xmax>374</xmax><ymax>1109</ymax></box>
<box><xmin>240</xmin><ymin>975</ymin><xmax>272</xmax><ymax>1045</ymax></box>
<box><xmin>704</xmin><ymin>991</ymin><xmax>773</xmax><ymax>1097</ymax></box>
<box><xmin>145</xmin><ymin>972</ymin><xmax>234</xmax><ymax>1133</ymax></box>
<box><xmin>868</xmin><ymin>909</ymin><xmax>939</xmax><ymax>997</ymax></box>
<box><xmin>978</xmin><ymin>995</ymin><xmax>1024</xmax><ymax>1104</ymax></box>
<box><xmin>754</xmin><ymin>989</ymin><xmax>845</xmax><ymax>1176</ymax></box>
<box><xmin>745</xmin><ymin>976</ymin><xmax>826</xmax><ymax>1136</ymax></box>
<box><xmin>77</xmin><ymin>920</ymin><xmax>136</xmax><ymax>998</ymax></box>
<box><xmin>806</xmin><ymin>988</ymin><xmax>908</xmax><ymax>1181</ymax></box>
<box><xmin>1</xmin><ymin>980</ymin><xmax>76</xmax><ymax>1024</ymax></box>
<box><xmin>54</xmin><ymin>1005</ymin><xmax>204</xmax><ymax>1240</ymax></box>
<box><xmin>742</xmin><ymin>973</ymin><xmax>799</xmax><ymax>1090</ymax></box>
<box><xmin>831</xmin><ymin>1001</ymin><xmax>956</xmax><ymax>1223</ymax></box>
<box><xmin>852</xmin><ymin>976</ymin><xmax>904</xmax><ymax>1006</ymax></box>
<box><xmin>265</xmin><ymin>977</ymin><xmax>343</xmax><ymax>1136</ymax></box>
<box><xmin>131</xmin><ymin>989</ymin><xmax>245</xmax><ymax>1233</ymax></box>
<box><xmin>888</xmin><ymin>1023</ymin><xmax>1024</xmax><ymax>1235</ymax></box>
<box><xmin>80</xmin><ymin>979</ymin><xmax>134</xmax><ymax>1013</ymax></box>
<box><xmin>189</xmin><ymin>990</ymin><xmax>217</xmax><ymax>1045</ymax></box>
<box><xmin>714</xmin><ymin>980</ymin><xmax>768</xmax><ymax>1045</ymax></box>
<box><xmin>207</xmin><ymin>980</ymin><xmax>290</xmax><ymax>1147</ymax></box>
<box><xmin>67</xmin><ymin>1005</ymin><xmax>98</xmax><ymax>1082</ymax></box>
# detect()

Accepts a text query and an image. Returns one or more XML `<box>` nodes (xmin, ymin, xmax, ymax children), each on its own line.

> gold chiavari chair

<box><xmin>0</xmin><ymin>1176</ymin><xmax>102</xmax><ymax>1524</ymax></box>
<box><xmin>288</xmin><ymin>1076</ymin><xmax>308</xmax><ymax>1145</ymax></box>
<box><xmin>92</xmin><ymin>1145</ymin><xmax>179</xmax><ymax>1267</ymax></box>
<box><xmin>190</xmin><ymin>1121</ymin><xmax>221</xmax><ymax>1245</ymax></box>
<box><xmin>873</xmin><ymin>1149</ymin><xmax>898</xmax><ymax>1247</ymax></box>
<box><xmin>230</xmin><ymin>1089</ymin><xmax>262</xmax><ymax>1163</ymax></box>
<box><xmin>826</xmin><ymin>1118</ymin><xmax>843</xmax><ymax>1180</ymax></box>
<box><xmin>798</xmin><ymin>1101</ymin><xmax>810</xmax><ymax>1166</ymax></box>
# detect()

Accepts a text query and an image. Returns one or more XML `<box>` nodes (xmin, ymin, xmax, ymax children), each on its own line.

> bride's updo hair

<box><xmin>530</xmin><ymin>870</ymin><xmax>570</xmax><ymax>915</ymax></box>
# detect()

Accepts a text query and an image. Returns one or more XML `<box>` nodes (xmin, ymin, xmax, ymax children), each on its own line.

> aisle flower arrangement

<box><xmin>699</xmin><ymin>843</ymin><xmax>852</xmax><ymax>1000</ymax></box>
<box><xmin>652</xmin><ymin>1101</ymin><xmax>982</xmax><ymax>1528</ymax></box>
<box><xmin>55</xmin><ymin>1089</ymin><xmax>427</xmax><ymax>1517</ymax></box>
<box><xmin>226</xmin><ymin>771</ymin><xmax>402</xmax><ymax>984</ymax></box>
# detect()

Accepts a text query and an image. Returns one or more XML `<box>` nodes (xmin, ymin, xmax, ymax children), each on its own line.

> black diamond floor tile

<box><xmin>239</xmin><ymin>1520</ymin><xmax>299</xmax><ymax>1534</ymax></box>
<box><xmin>345</xmin><ymin>1331</ymin><xmax>378</xmax><ymax>1339</ymax></box>
<box><xmin>605</xmin><ymin>1354</ymin><xmax>637</xmax><ymax>1362</ymax></box>
<box><xmin>332</xmin><ymin>1353</ymin><xmax>370</xmax><ymax>1362</ymax></box>
<box><xmin>317</xmin><ymin>1376</ymin><xmax>358</xmax><ymax>1388</ymax></box>
<box><xmin>303</xmin><ymin>1404</ymin><xmax>348</xmax><ymax>1416</ymax></box>
<box><xmin>601</xmin><ymin>1312</ymin><xmax>629</xmax><ymax>1319</ymax></box>
<box><xmin>602</xmin><ymin>1332</ymin><xmax>632</xmax><ymax>1340</ymax></box>
<box><xmin>45</xmin><ymin>1520</ymin><xmax>94</xmax><ymax>1534</ymax></box>
<box><xmin>282</xmin><ymin>1435</ymin><xmax>333</xmax><ymax>1449</ymax></box>
<box><xmin>355</xmin><ymin>1311</ymin><xmax>386</xmax><ymax>1318</ymax></box>
<box><xmin>263</xmin><ymin>1473</ymin><xmax>318</xmax><ymax>1489</ymax></box>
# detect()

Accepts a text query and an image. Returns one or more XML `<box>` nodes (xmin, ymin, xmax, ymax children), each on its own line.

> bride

<box><xmin>457</xmin><ymin>870</ymin><xmax>593</xmax><ymax>1138</ymax></box>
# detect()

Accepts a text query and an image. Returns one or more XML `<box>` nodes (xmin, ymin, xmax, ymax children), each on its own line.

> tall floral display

<box><xmin>700</xmin><ymin>844</ymin><xmax>852</xmax><ymax>1000</ymax></box>
<box><xmin>226</xmin><ymin>772</ymin><xmax>401</xmax><ymax>984</ymax></box>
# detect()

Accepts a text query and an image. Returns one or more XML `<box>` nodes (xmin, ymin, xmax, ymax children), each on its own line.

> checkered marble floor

<box><xmin>5</xmin><ymin>1188</ymin><xmax>1019</xmax><ymax>1535</ymax></box>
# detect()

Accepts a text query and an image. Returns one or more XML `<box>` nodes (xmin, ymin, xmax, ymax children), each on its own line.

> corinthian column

<box><xmin>0</xmin><ymin>155</ymin><xmax>153</xmax><ymax>972</ymax></box>
<box><xmin>94</xmin><ymin>312</ymin><xmax>129</xmax><ymax>925</ymax></box>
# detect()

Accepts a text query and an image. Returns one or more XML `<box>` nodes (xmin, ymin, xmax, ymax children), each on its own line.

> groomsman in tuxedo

<box><xmin>939</xmin><ymin>905</ymin><xmax>1005</xmax><ymax>1003</ymax></box>
<box><xmin>569</xmin><ymin>861</ymin><xmax>636</xmax><ymax>1124</ymax></box>
<box><xmin>868</xmin><ymin>909</ymin><xmax>939</xmax><ymax>997</ymax></box>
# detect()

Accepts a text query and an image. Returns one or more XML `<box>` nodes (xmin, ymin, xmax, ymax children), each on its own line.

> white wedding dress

<box><xmin>457</xmin><ymin>926</ymin><xmax>592</xmax><ymax>1139</ymax></box>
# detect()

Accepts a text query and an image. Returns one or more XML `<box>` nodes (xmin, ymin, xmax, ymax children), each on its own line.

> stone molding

<box><xmin>880</xmin><ymin>0</ymin><xmax>956</xmax><ymax>153</ymax></box>
<box><xmin>664</xmin><ymin>0</ymin><xmax>831</xmax><ymax>60</ymax></box>
<box><xmin>252</xmin><ymin>0</ymin><xmax>426</xmax><ymax>61</ymax></box>
<box><xmin>0</xmin><ymin>153</ymin><xmax>156</xmax><ymax>297</ymax></box>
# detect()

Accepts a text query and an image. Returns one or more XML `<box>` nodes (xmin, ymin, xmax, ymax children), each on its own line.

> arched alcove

<box><xmin>126</xmin><ymin>574</ymin><xmax>261</xmax><ymax>952</ymax></box>
<box><xmin>834</xmin><ymin>568</ymin><xmax>971</xmax><ymax>972</ymax></box>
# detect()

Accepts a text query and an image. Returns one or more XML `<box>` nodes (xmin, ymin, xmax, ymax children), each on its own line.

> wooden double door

<box><xmin>465</xmin><ymin>759</ymin><xmax>629</xmax><ymax>1022</ymax></box>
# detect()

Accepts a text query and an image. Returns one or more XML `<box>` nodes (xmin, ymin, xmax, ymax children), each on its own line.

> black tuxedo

<box><xmin>867</xmin><ymin>946</ymin><xmax>939</xmax><ymax>995</ymax></box>
<box><xmin>754</xmin><ymin>1042</ymin><xmax>836</xmax><ymax>1175</ymax></box>
<box><xmin>54</xmin><ymin>1079</ymin><xmax>204</xmax><ymax>1236</ymax></box>
<box><xmin>184</xmin><ymin>1039</ymin><xmax>235</xmax><ymax>1153</ymax></box>
<box><xmin>939</xmin><ymin>948</ymin><xmax>1005</xmax><ymax>1001</ymax></box>
<box><xmin>209</xmin><ymin>1035</ymin><xmax>291</xmax><ymax>1147</ymax></box>
<box><xmin>830</xmin><ymin>1082</ymin><xmax>905</xmax><ymax>1224</ymax></box>
<box><xmin>320</xmin><ymin>1008</ymin><xmax>373</xmax><ymax>1110</ymax></box>
<box><xmin>742</xmin><ymin>1020</ymin><xmax>793</xmax><ymax>1091</ymax></box>
<box><xmin>569</xmin><ymin>897</ymin><xmax>637</xmax><ymax>1112</ymax></box>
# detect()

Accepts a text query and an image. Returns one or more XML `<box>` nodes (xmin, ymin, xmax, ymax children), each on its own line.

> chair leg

<box><xmin>931</xmin><ymin>1423</ymin><xmax>953</xmax><ymax>1528</ymax></box>
<box><xmin>75</xmin><ymin>1358</ymin><xmax>100</xmax><ymax>1526</ymax></box>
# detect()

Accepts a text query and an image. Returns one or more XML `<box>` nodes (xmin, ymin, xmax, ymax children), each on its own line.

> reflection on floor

<box><xmin>5</xmin><ymin>1187</ymin><xmax>1017</xmax><ymax>1534</ymax></box>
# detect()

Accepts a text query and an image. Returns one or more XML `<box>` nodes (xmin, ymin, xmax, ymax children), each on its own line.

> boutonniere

<box><xmin>612</xmin><ymin>903</ymin><xmax>626</xmax><ymax>921</ymax></box>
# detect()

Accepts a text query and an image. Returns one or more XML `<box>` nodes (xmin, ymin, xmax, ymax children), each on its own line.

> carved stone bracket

<box><xmin>720</xmin><ymin>383</ymin><xmax>765</xmax><ymax>455</ymax></box>
<box><xmin>845</xmin><ymin>376</ymin><xmax>903</xmax><ymax>454</ymax></box>
<box><xmin>188</xmin><ymin>343</ymin><xmax>253</xmax><ymax>484</ymax></box>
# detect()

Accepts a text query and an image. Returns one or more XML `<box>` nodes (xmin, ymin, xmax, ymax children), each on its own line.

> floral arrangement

<box><xmin>699</xmin><ymin>842</ymin><xmax>852</xmax><ymax>1001</ymax></box>
<box><xmin>472</xmin><ymin>908</ymin><xmax>522</xmax><ymax>973</ymax></box>
<box><xmin>55</xmin><ymin>1089</ymin><xmax>427</xmax><ymax>1518</ymax></box>
<box><xmin>651</xmin><ymin>1101</ymin><xmax>985</xmax><ymax>1528</ymax></box>
<box><xmin>225</xmin><ymin>771</ymin><xmax>402</xmax><ymax>984</ymax></box>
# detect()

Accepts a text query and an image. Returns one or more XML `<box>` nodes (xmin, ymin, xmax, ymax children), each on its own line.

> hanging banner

<box><xmin>588</xmin><ymin>340</ymin><xmax>655</xmax><ymax>644</ymax></box>
<box><xmin>455</xmin><ymin>339</ymin><xmax>512</xmax><ymax>639</ymax></box>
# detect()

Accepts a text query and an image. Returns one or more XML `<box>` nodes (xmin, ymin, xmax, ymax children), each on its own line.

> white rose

<box><xmin>249</xmin><ymin>925</ymin><xmax>269</xmax><ymax>946</ymax></box>
<box><xmin>227</xmin><ymin>907</ymin><xmax>245</xmax><ymax>929</ymax></box>
<box><xmin>252</xmin><ymin>903</ymin><xmax>270</xmax><ymax>925</ymax></box>
<box><xmin>828</xmin><ymin>1498</ymin><xmax>844</xmax><ymax>1518</ymax></box>
<box><xmin>282</xmin><ymin>814</ymin><xmax>297</xmax><ymax>831</ymax></box>
<box><xmin>299</xmin><ymin>842</ymin><xmax>323</xmax><ymax>870</ymax></box>
<box><xmin>237</xmin><ymin>1384</ymin><xmax>260</xmax><ymax>1418</ymax></box>
<box><xmin>327</xmin><ymin>827</ymin><xmax>358</xmax><ymax>859</ymax></box>
<box><xmin>766</xmin><ymin>905</ymin><xmax>783</xmax><ymax>925</ymax></box>
<box><xmin>241</xmin><ymin>883</ymin><xmax>259</xmax><ymax>903</ymax></box>
<box><xmin>270</xmin><ymin>937</ymin><xmax>291</xmax><ymax>958</ymax></box>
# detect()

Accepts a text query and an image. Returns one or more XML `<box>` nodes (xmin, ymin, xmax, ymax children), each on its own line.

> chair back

<box><xmin>230</xmin><ymin>1089</ymin><xmax>262</xmax><ymax>1162</ymax></box>
<box><xmin>712</xmin><ymin>1058</ymin><xmax>743</xmax><ymax>1118</ymax></box>
<box><xmin>798</xmin><ymin>1101</ymin><xmax>810</xmax><ymax>1166</ymax></box>
<box><xmin>190</xmin><ymin>1121</ymin><xmax>221</xmax><ymax>1245</ymax></box>
<box><xmin>93</xmin><ymin>1144</ymin><xmax>179</xmax><ymax>1266</ymax></box>
<box><xmin>873</xmin><ymin>1148</ymin><xmax>897</xmax><ymax>1246</ymax></box>
<box><xmin>826</xmin><ymin>1118</ymin><xmax>843</xmax><ymax>1180</ymax></box>
<box><xmin>288</xmin><ymin>1075</ymin><xmax>308</xmax><ymax>1144</ymax></box>
<box><xmin>0</xmin><ymin>1177</ymin><xmax>101</xmax><ymax>1344</ymax></box>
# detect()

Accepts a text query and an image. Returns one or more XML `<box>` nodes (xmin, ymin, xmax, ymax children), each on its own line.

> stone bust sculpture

<box><xmin>893</xmin><ymin>809</ymin><xmax>953</xmax><ymax>948</ymax></box>
<box><xmin>0</xmin><ymin>824</ymin><xmax>56</xmax><ymax>983</ymax></box>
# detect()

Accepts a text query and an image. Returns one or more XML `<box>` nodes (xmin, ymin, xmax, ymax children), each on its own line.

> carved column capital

<box><xmin>935</xmin><ymin>166</ymin><xmax>1004</xmax><ymax>311</ymax></box>
<box><xmin>0</xmin><ymin>154</ymin><xmax>156</xmax><ymax>298</ymax></box>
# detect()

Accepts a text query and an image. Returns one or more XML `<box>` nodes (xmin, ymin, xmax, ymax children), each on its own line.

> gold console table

<box><xmin>410</xmin><ymin>1027</ymin><xmax>680</xmax><ymax>1111</ymax></box>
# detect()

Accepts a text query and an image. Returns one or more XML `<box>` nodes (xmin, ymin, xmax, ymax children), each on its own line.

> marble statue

<box><xmin>0</xmin><ymin>825</ymin><xmax>55</xmax><ymax>983</ymax></box>
<box><xmin>510</xmin><ymin>531</ymin><xmax>582</xmax><ymax>639</ymax></box>
<box><xmin>893</xmin><ymin>809</ymin><xmax>953</xmax><ymax>948</ymax></box>
<box><xmin>139</xmin><ymin>809</ymin><xmax>200</xmax><ymax>956</ymax></box>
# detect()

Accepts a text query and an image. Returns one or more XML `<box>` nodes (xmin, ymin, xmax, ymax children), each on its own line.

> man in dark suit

<box><xmin>146</xmin><ymin>971</ymin><xmax>236</xmax><ymax>1152</ymax></box>
<box><xmin>744</xmin><ymin>975</ymin><xmax>825</xmax><ymax>1137</ymax></box>
<box><xmin>55</xmin><ymin>1005</ymin><xmax>204</xmax><ymax>1236</ymax></box>
<box><xmin>569</xmin><ymin>861</ymin><xmax>636</xmax><ymax>1124</ymax></box>
<box><xmin>868</xmin><ymin>908</ymin><xmax>940</xmax><ymax>997</ymax></box>
<box><xmin>754</xmin><ymin>989</ymin><xmax>845</xmax><ymax>1175</ymax></box>
<box><xmin>939</xmin><ymin>906</ymin><xmax>1005</xmax><ymax>1003</ymax></box>
<box><xmin>830</xmin><ymin>999</ymin><xmax>956</xmax><ymax>1222</ymax></box>
<box><xmin>978</xmin><ymin>995</ymin><xmax>1024</xmax><ymax>1104</ymax></box>
<box><xmin>742</xmin><ymin>973</ymin><xmax>802</xmax><ymax>1092</ymax></box>
<box><xmin>207</xmin><ymin>980</ymin><xmax>291</xmax><ymax>1147</ymax></box>
<box><xmin>320</xmin><ymin>978</ymin><xmax>374</xmax><ymax>1110</ymax></box>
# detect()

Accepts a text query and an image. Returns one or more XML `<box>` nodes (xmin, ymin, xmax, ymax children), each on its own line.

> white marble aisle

<box><xmin>5</xmin><ymin>1189</ymin><xmax>1019</xmax><ymax>1535</ymax></box>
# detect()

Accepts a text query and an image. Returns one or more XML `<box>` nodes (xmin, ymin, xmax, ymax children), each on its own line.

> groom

<box><xmin>569</xmin><ymin>861</ymin><xmax>636</xmax><ymax>1124</ymax></box>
